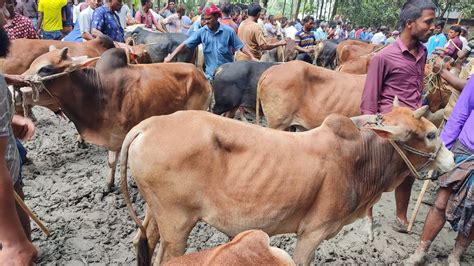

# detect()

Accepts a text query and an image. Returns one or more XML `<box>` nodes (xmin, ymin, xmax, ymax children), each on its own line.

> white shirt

<box><xmin>115</xmin><ymin>4</ymin><xmax>132</xmax><ymax>29</ymax></box>
<box><xmin>73</xmin><ymin>4</ymin><xmax>81</xmax><ymax>23</ymax></box>
<box><xmin>150</xmin><ymin>9</ymin><xmax>163</xmax><ymax>23</ymax></box>
<box><xmin>460</xmin><ymin>36</ymin><xmax>468</xmax><ymax>50</ymax></box>
<box><xmin>78</xmin><ymin>6</ymin><xmax>94</xmax><ymax>34</ymax></box>
<box><xmin>371</xmin><ymin>32</ymin><xmax>386</xmax><ymax>45</ymax></box>
<box><xmin>285</xmin><ymin>26</ymin><xmax>298</xmax><ymax>40</ymax></box>
<box><xmin>162</xmin><ymin>13</ymin><xmax>182</xmax><ymax>33</ymax></box>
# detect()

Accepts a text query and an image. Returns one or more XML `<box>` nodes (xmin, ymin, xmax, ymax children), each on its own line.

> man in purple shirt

<box><xmin>408</xmin><ymin>74</ymin><xmax>473</xmax><ymax>265</ymax></box>
<box><xmin>360</xmin><ymin>0</ymin><xmax>436</xmax><ymax>232</ymax></box>
<box><xmin>434</xmin><ymin>25</ymin><xmax>463</xmax><ymax>60</ymax></box>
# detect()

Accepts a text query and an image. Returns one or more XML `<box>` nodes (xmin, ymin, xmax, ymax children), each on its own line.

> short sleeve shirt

<box><xmin>78</xmin><ymin>6</ymin><xmax>94</xmax><ymax>34</ymax></box>
<box><xmin>135</xmin><ymin>9</ymin><xmax>158</xmax><ymax>29</ymax></box>
<box><xmin>4</xmin><ymin>13</ymin><xmax>39</xmax><ymax>39</ymax></box>
<box><xmin>237</xmin><ymin>19</ymin><xmax>267</xmax><ymax>59</ymax></box>
<box><xmin>162</xmin><ymin>13</ymin><xmax>182</xmax><ymax>33</ymax></box>
<box><xmin>0</xmin><ymin>76</ymin><xmax>20</xmax><ymax>183</ymax></box>
<box><xmin>185</xmin><ymin>23</ymin><xmax>244</xmax><ymax>80</ymax></box>
<box><xmin>91</xmin><ymin>5</ymin><xmax>124</xmax><ymax>42</ymax></box>
<box><xmin>15</xmin><ymin>0</ymin><xmax>37</xmax><ymax>18</ymax></box>
<box><xmin>38</xmin><ymin>0</ymin><xmax>67</xmax><ymax>31</ymax></box>
<box><xmin>295</xmin><ymin>30</ymin><xmax>316</xmax><ymax>48</ymax></box>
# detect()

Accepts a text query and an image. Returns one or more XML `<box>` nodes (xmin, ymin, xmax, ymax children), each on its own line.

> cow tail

<box><xmin>119</xmin><ymin>129</ymin><xmax>150</xmax><ymax>265</ymax></box>
<box><xmin>256</xmin><ymin>72</ymin><xmax>266</xmax><ymax>126</ymax></box>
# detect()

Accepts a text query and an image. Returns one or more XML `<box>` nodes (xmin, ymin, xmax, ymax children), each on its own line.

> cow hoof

<box><xmin>102</xmin><ymin>183</ymin><xmax>114</xmax><ymax>194</ymax></box>
<box><xmin>77</xmin><ymin>141</ymin><xmax>88</xmax><ymax>149</ymax></box>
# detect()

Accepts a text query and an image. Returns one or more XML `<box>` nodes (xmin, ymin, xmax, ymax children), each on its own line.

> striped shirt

<box><xmin>295</xmin><ymin>30</ymin><xmax>316</xmax><ymax>48</ymax></box>
<box><xmin>0</xmin><ymin>75</ymin><xmax>20</xmax><ymax>183</ymax></box>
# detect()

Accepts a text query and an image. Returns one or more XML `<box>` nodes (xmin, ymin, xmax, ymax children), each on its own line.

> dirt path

<box><xmin>23</xmin><ymin>107</ymin><xmax>472</xmax><ymax>264</ymax></box>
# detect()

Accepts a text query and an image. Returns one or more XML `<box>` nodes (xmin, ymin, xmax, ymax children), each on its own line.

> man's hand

<box><xmin>278</xmin><ymin>40</ymin><xmax>287</xmax><ymax>46</ymax></box>
<box><xmin>0</xmin><ymin>239</ymin><xmax>37</xmax><ymax>266</ymax></box>
<box><xmin>164</xmin><ymin>53</ymin><xmax>173</xmax><ymax>63</ymax></box>
<box><xmin>11</xmin><ymin>115</ymin><xmax>35</xmax><ymax>142</ymax></box>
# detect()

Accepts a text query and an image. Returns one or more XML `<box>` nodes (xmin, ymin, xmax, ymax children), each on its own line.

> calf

<box><xmin>120</xmin><ymin>105</ymin><xmax>454</xmax><ymax>265</ymax></box>
<box><xmin>163</xmin><ymin>230</ymin><xmax>295</xmax><ymax>266</ymax></box>
<box><xmin>9</xmin><ymin>47</ymin><xmax>212</xmax><ymax>191</ymax></box>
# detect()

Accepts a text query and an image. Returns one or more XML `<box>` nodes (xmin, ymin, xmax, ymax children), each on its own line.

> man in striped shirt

<box><xmin>294</xmin><ymin>15</ymin><xmax>317</xmax><ymax>64</ymax></box>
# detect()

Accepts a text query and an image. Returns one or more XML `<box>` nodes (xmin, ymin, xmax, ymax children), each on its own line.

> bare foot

<box><xmin>406</xmin><ymin>249</ymin><xmax>427</xmax><ymax>265</ymax></box>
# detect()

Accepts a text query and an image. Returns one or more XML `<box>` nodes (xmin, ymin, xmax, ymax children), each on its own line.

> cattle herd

<box><xmin>2</xmin><ymin>28</ymin><xmax>471</xmax><ymax>265</ymax></box>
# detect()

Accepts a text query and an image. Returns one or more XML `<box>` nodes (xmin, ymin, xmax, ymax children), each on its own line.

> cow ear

<box><xmin>366</xmin><ymin>125</ymin><xmax>401</xmax><ymax>139</ymax></box>
<box><xmin>78</xmin><ymin>57</ymin><xmax>100</xmax><ymax>68</ymax></box>
<box><xmin>413</xmin><ymin>105</ymin><xmax>429</xmax><ymax>119</ymax></box>
<box><xmin>59</xmin><ymin>47</ymin><xmax>69</xmax><ymax>60</ymax></box>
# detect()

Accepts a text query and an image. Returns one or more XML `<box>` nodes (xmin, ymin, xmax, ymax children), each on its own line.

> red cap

<box><xmin>205</xmin><ymin>4</ymin><xmax>221</xmax><ymax>16</ymax></box>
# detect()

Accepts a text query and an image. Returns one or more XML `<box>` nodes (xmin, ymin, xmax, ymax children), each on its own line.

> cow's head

<box><xmin>22</xmin><ymin>46</ymin><xmax>99</xmax><ymax>77</ymax></box>
<box><xmin>362</xmin><ymin>97</ymin><xmax>454</xmax><ymax>173</ymax></box>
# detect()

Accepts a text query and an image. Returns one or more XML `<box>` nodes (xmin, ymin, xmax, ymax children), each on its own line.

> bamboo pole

<box><xmin>407</xmin><ymin>180</ymin><xmax>431</xmax><ymax>233</ymax></box>
<box><xmin>14</xmin><ymin>191</ymin><xmax>50</xmax><ymax>236</ymax></box>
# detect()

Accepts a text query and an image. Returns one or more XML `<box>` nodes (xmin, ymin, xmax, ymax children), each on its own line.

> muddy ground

<box><xmin>22</xmin><ymin>107</ymin><xmax>473</xmax><ymax>265</ymax></box>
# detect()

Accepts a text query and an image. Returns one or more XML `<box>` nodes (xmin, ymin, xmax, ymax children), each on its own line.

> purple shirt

<box><xmin>443</xmin><ymin>36</ymin><xmax>463</xmax><ymax>60</ymax></box>
<box><xmin>441</xmin><ymin>75</ymin><xmax>474</xmax><ymax>152</ymax></box>
<box><xmin>361</xmin><ymin>38</ymin><xmax>427</xmax><ymax>114</ymax></box>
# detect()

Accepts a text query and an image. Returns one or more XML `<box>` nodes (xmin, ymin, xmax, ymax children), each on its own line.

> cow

<box><xmin>124</xmin><ymin>26</ymin><xmax>194</xmax><ymax>63</ymax></box>
<box><xmin>163</xmin><ymin>230</ymin><xmax>295</xmax><ymax>266</ymax></box>
<box><xmin>212</xmin><ymin>61</ymin><xmax>279</xmax><ymax>120</ymax></box>
<box><xmin>336</xmin><ymin>39</ymin><xmax>383</xmax><ymax>65</ymax></box>
<box><xmin>261</xmin><ymin>38</ymin><xmax>298</xmax><ymax>63</ymax></box>
<box><xmin>256</xmin><ymin>61</ymin><xmax>366</xmax><ymax>131</ymax></box>
<box><xmin>8</xmin><ymin>47</ymin><xmax>212</xmax><ymax>191</ymax></box>
<box><xmin>120</xmin><ymin>105</ymin><xmax>454</xmax><ymax>265</ymax></box>
<box><xmin>314</xmin><ymin>40</ymin><xmax>338</xmax><ymax>69</ymax></box>
<box><xmin>336</xmin><ymin>53</ymin><xmax>374</xmax><ymax>74</ymax></box>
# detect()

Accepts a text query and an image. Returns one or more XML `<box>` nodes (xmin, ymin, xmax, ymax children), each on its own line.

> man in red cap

<box><xmin>165</xmin><ymin>4</ymin><xmax>255</xmax><ymax>80</ymax></box>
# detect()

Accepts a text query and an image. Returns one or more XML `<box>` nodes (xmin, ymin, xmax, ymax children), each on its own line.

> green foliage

<box><xmin>337</xmin><ymin>0</ymin><xmax>403</xmax><ymax>28</ymax></box>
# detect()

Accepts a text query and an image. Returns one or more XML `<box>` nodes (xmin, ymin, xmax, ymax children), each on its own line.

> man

<box><xmin>426</xmin><ymin>21</ymin><xmax>447</xmax><ymax>57</ymax></box>
<box><xmin>14</xmin><ymin>0</ymin><xmax>36</xmax><ymax>29</ymax></box>
<box><xmin>364</xmin><ymin>27</ymin><xmax>374</xmax><ymax>41</ymax></box>
<box><xmin>294</xmin><ymin>15</ymin><xmax>318</xmax><ymax>64</ymax></box>
<box><xmin>164</xmin><ymin>4</ymin><xmax>255</xmax><ymax>80</ymax></box>
<box><xmin>385</xmin><ymin>30</ymin><xmax>399</xmax><ymax>45</ymax></box>
<box><xmin>61</xmin><ymin>0</ymin><xmax>74</xmax><ymax>36</ymax></box>
<box><xmin>135</xmin><ymin>0</ymin><xmax>165</xmax><ymax>32</ymax></box>
<box><xmin>314</xmin><ymin>21</ymin><xmax>327</xmax><ymax>41</ymax></box>
<box><xmin>221</xmin><ymin>4</ymin><xmax>237</xmax><ymax>33</ymax></box>
<box><xmin>360</xmin><ymin>0</ymin><xmax>436</xmax><ymax>231</ymax></box>
<box><xmin>79</xmin><ymin>0</ymin><xmax>101</xmax><ymax>40</ymax></box>
<box><xmin>91</xmin><ymin>0</ymin><xmax>124</xmax><ymax>42</ymax></box>
<box><xmin>161</xmin><ymin>4</ymin><xmax>186</xmax><ymax>33</ymax></box>
<box><xmin>0</xmin><ymin>12</ymin><xmax>37</xmax><ymax>264</ymax></box>
<box><xmin>284</xmin><ymin>20</ymin><xmax>297</xmax><ymax>40</ymax></box>
<box><xmin>159</xmin><ymin>0</ymin><xmax>175</xmax><ymax>18</ymax></box>
<box><xmin>435</xmin><ymin>25</ymin><xmax>462</xmax><ymax>60</ymax></box>
<box><xmin>115</xmin><ymin>2</ymin><xmax>133</xmax><ymax>29</ymax></box>
<box><xmin>235</xmin><ymin>3</ymin><xmax>285</xmax><ymax>61</ymax></box>
<box><xmin>4</xmin><ymin>0</ymin><xmax>38</xmax><ymax>40</ymax></box>
<box><xmin>264</xmin><ymin>14</ymin><xmax>277</xmax><ymax>38</ymax></box>
<box><xmin>371</xmin><ymin>26</ymin><xmax>388</xmax><ymax>45</ymax></box>
<box><xmin>191</xmin><ymin>5</ymin><xmax>202</xmax><ymax>23</ymax></box>
<box><xmin>38</xmin><ymin>0</ymin><xmax>67</xmax><ymax>40</ymax></box>
<box><xmin>407</xmin><ymin>53</ymin><xmax>474</xmax><ymax>265</ymax></box>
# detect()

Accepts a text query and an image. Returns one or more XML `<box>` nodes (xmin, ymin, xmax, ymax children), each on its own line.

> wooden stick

<box><xmin>407</xmin><ymin>179</ymin><xmax>431</xmax><ymax>233</ymax></box>
<box><xmin>14</xmin><ymin>191</ymin><xmax>50</xmax><ymax>236</ymax></box>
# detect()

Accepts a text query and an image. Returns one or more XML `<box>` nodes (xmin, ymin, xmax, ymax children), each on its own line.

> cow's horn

<box><xmin>59</xmin><ymin>47</ymin><xmax>69</xmax><ymax>60</ymax></box>
<box><xmin>49</xmin><ymin>45</ymin><xmax>57</xmax><ymax>52</ymax></box>
<box><xmin>413</xmin><ymin>105</ymin><xmax>429</xmax><ymax>119</ymax></box>
<box><xmin>393</xmin><ymin>96</ymin><xmax>400</xmax><ymax>108</ymax></box>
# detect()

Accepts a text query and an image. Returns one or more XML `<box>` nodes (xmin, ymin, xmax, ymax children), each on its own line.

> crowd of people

<box><xmin>0</xmin><ymin>0</ymin><xmax>473</xmax><ymax>264</ymax></box>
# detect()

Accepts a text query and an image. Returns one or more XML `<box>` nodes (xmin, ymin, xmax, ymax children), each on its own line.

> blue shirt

<box><xmin>364</xmin><ymin>32</ymin><xmax>373</xmax><ymax>41</ymax></box>
<box><xmin>185</xmin><ymin>23</ymin><xmax>244</xmax><ymax>80</ymax></box>
<box><xmin>63</xmin><ymin>20</ymin><xmax>83</xmax><ymax>42</ymax></box>
<box><xmin>91</xmin><ymin>5</ymin><xmax>124</xmax><ymax>42</ymax></box>
<box><xmin>426</xmin><ymin>33</ymin><xmax>447</xmax><ymax>58</ymax></box>
<box><xmin>313</xmin><ymin>29</ymin><xmax>327</xmax><ymax>41</ymax></box>
<box><xmin>295</xmin><ymin>22</ymin><xmax>303</xmax><ymax>32</ymax></box>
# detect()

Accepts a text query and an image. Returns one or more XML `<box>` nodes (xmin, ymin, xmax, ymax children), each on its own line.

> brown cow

<box><xmin>163</xmin><ymin>230</ymin><xmax>295</xmax><ymax>266</ymax></box>
<box><xmin>256</xmin><ymin>61</ymin><xmax>366</xmax><ymax>131</ymax></box>
<box><xmin>120</xmin><ymin>105</ymin><xmax>454</xmax><ymax>265</ymax></box>
<box><xmin>336</xmin><ymin>39</ymin><xmax>383</xmax><ymax>65</ymax></box>
<box><xmin>260</xmin><ymin>38</ymin><xmax>298</xmax><ymax>62</ymax></box>
<box><xmin>9</xmin><ymin>47</ymin><xmax>212</xmax><ymax>191</ymax></box>
<box><xmin>336</xmin><ymin>53</ymin><xmax>374</xmax><ymax>74</ymax></box>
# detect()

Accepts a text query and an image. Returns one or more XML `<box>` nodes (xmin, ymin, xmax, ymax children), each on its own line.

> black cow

<box><xmin>315</xmin><ymin>40</ymin><xmax>338</xmax><ymax>69</ymax></box>
<box><xmin>212</xmin><ymin>61</ymin><xmax>279</xmax><ymax>120</ymax></box>
<box><xmin>124</xmin><ymin>27</ymin><xmax>194</xmax><ymax>63</ymax></box>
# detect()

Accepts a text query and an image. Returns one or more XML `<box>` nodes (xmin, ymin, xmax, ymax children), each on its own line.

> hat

<box><xmin>205</xmin><ymin>4</ymin><xmax>221</xmax><ymax>16</ymax></box>
<box><xmin>391</xmin><ymin>30</ymin><xmax>400</xmax><ymax>35</ymax></box>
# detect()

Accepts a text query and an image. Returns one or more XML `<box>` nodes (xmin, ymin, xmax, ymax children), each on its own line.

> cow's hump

<box><xmin>96</xmin><ymin>48</ymin><xmax>128</xmax><ymax>72</ymax></box>
<box><xmin>322</xmin><ymin>114</ymin><xmax>361</xmax><ymax>140</ymax></box>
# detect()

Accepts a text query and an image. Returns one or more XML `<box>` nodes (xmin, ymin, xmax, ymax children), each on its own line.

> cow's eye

<box><xmin>37</xmin><ymin>65</ymin><xmax>56</xmax><ymax>77</ymax></box>
<box><xmin>427</xmin><ymin>131</ymin><xmax>436</xmax><ymax>140</ymax></box>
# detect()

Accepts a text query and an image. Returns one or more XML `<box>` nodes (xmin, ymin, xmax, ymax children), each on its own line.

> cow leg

<box><xmin>154</xmin><ymin>211</ymin><xmax>197</xmax><ymax>265</ymax></box>
<box><xmin>238</xmin><ymin>107</ymin><xmax>248</xmax><ymax>122</ymax></box>
<box><xmin>76</xmin><ymin>135</ymin><xmax>88</xmax><ymax>149</ymax></box>
<box><xmin>365</xmin><ymin>207</ymin><xmax>374</xmax><ymax>241</ymax></box>
<box><xmin>133</xmin><ymin>207</ymin><xmax>160</xmax><ymax>265</ymax></box>
<box><xmin>224</xmin><ymin>108</ymin><xmax>237</xmax><ymax>119</ymax></box>
<box><xmin>105</xmin><ymin>151</ymin><xmax>119</xmax><ymax>191</ymax></box>
<box><xmin>293</xmin><ymin>229</ymin><xmax>329</xmax><ymax>265</ymax></box>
